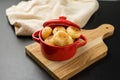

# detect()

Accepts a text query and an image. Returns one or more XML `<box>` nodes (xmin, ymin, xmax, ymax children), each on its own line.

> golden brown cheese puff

<box><xmin>44</xmin><ymin>35</ymin><xmax>55</xmax><ymax>46</ymax></box>
<box><xmin>53</xmin><ymin>26</ymin><xmax>66</xmax><ymax>34</ymax></box>
<box><xmin>53</xmin><ymin>31</ymin><xmax>69</xmax><ymax>46</ymax></box>
<box><xmin>42</xmin><ymin>26</ymin><xmax>52</xmax><ymax>40</ymax></box>
<box><xmin>66</xmin><ymin>26</ymin><xmax>81</xmax><ymax>39</ymax></box>
<box><xmin>68</xmin><ymin>36</ymin><xmax>74</xmax><ymax>45</ymax></box>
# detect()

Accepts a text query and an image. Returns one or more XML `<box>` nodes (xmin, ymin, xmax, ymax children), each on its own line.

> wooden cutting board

<box><xmin>25</xmin><ymin>24</ymin><xmax>114</xmax><ymax>80</ymax></box>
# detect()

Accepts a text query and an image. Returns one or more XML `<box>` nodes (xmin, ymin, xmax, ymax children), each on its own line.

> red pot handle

<box><xmin>32</xmin><ymin>30</ymin><xmax>41</xmax><ymax>43</ymax></box>
<box><xmin>76</xmin><ymin>35</ymin><xmax>87</xmax><ymax>48</ymax></box>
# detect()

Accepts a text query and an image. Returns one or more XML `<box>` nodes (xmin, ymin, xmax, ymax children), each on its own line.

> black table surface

<box><xmin>1</xmin><ymin>0</ymin><xmax>120</xmax><ymax>80</ymax></box>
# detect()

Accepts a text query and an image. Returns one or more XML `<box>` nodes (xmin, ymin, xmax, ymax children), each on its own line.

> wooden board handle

<box><xmin>94</xmin><ymin>24</ymin><xmax>114</xmax><ymax>39</ymax></box>
<box><xmin>82</xmin><ymin>24</ymin><xmax>114</xmax><ymax>42</ymax></box>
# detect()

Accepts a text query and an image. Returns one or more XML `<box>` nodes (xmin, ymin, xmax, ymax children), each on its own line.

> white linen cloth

<box><xmin>6</xmin><ymin>0</ymin><xmax>99</xmax><ymax>36</ymax></box>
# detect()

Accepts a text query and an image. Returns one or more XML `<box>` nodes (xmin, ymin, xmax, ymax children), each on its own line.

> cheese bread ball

<box><xmin>53</xmin><ymin>26</ymin><xmax>66</xmax><ymax>34</ymax></box>
<box><xmin>44</xmin><ymin>35</ymin><xmax>55</xmax><ymax>46</ymax></box>
<box><xmin>68</xmin><ymin>36</ymin><xmax>74</xmax><ymax>45</ymax></box>
<box><xmin>42</xmin><ymin>26</ymin><xmax>52</xmax><ymax>40</ymax></box>
<box><xmin>53</xmin><ymin>31</ymin><xmax>69</xmax><ymax>46</ymax></box>
<box><xmin>66</xmin><ymin>26</ymin><xmax>81</xmax><ymax>39</ymax></box>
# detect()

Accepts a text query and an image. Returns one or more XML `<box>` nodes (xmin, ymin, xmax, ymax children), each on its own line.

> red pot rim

<box><xmin>38</xmin><ymin>30</ymin><xmax>87</xmax><ymax>48</ymax></box>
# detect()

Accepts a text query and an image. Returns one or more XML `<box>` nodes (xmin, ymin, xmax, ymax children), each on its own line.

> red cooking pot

<box><xmin>32</xmin><ymin>16</ymin><xmax>87</xmax><ymax>61</ymax></box>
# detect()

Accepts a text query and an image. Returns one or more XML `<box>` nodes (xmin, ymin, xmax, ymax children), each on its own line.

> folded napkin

<box><xmin>6</xmin><ymin>0</ymin><xmax>99</xmax><ymax>36</ymax></box>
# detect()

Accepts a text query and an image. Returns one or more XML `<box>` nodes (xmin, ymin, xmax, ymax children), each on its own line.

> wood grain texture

<box><xmin>25</xmin><ymin>24</ymin><xmax>114</xmax><ymax>80</ymax></box>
